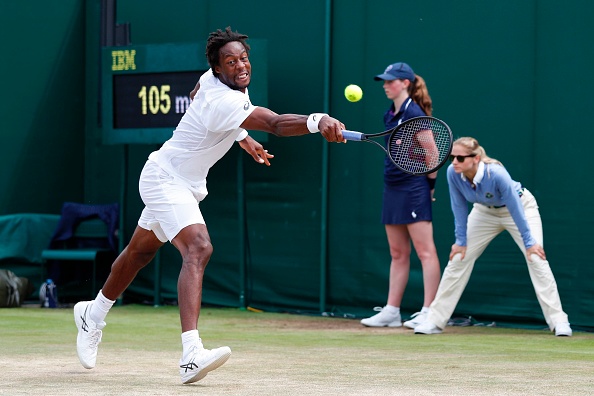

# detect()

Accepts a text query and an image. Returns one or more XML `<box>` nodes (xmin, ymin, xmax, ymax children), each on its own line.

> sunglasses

<box><xmin>449</xmin><ymin>154</ymin><xmax>476</xmax><ymax>162</ymax></box>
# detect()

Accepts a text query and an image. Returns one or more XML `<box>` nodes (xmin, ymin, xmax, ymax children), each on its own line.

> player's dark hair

<box><xmin>454</xmin><ymin>137</ymin><xmax>503</xmax><ymax>165</ymax></box>
<box><xmin>408</xmin><ymin>74</ymin><xmax>433</xmax><ymax>116</ymax></box>
<box><xmin>205</xmin><ymin>27</ymin><xmax>250</xmax><ymax>77</ymax></box>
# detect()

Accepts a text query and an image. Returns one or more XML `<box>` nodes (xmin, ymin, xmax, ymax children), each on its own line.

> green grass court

<box><xmin>1</xmin><ymin>306</ymin><xmax>593</xmax><ymax>395</ymax></box>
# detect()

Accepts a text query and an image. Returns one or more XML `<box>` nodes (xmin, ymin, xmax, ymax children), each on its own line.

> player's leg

<box><xmin>105</xmin><ymin>160</ymin><xmax>176</xmax><ymax>303</ymax></box>
<box><xmin>74</xmin><ymin>225</ymin><xmax>163</xmax><ymax>369</ymax></box>
<box><xmin>102</xmin><ymin>225</ymin><xmax>164</xmax><ymax>299</ymax></box>
<box><xmin>170</xmin><ymin>223</ymin><xmax>231</xmax><ymax>384</ymax></box>
<box><xmin>416</xmin><ymin>205</ymin><xmax>500</xmax><ymax>334</ymax></box>
<box><xmin>361</xmin><ymin>224</ymin><xmax>409</xmax><ymax>327</ymax></box>
<box><xmin>504</xmin><ymin>190</ymin><xmax>570</xmax><ymax>335</ymax></box>
<box><xmin>135</xmin><ymin>158</ymin><xmax>210</xmax><ymax>327</ymax></box>
<box><xmin>144</xmin><ymin>187</ymin><xmax>231</xmax><ymax>382</ymax></box>
<box><xmin>143</xmin><ymin>164</ymin><xmax>231</xmax><ymax>382</ymax></box>
<box><xmin>171</xmin><ymin>223</ymin><xmax>213</xmax><ymax>332</ymax></box>
<box><xmin>139</xmin><ymin>195</ymin><xmax>231</xmax><ymax>383</ymax></box>
<box><xmin>404</xmin><ymin>220</ymin><xmax>440</xmax><ymax>328</ymax></box>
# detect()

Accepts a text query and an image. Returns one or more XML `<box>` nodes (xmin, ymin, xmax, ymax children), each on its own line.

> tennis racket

<box><xmin>342</xmin><ymin>116</ymin><xmax>453</xmax><ymax>175</ymax></box>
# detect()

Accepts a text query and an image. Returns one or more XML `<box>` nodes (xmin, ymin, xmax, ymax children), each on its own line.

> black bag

<box><xmin>0</xmin><ymin>269</ymin><xmax>29</xmax><ymax>308</ymax></box>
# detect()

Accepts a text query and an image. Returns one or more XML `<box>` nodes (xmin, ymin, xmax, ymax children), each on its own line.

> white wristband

<box><xmin>307</xmin><ymin>113</ymin><xmax>328</xmax><ymax>133</ymax></box>
<box><xmin>235</xmin><ymin>130</ymin><xmax>249</xmax><ymax>141</ymax></box>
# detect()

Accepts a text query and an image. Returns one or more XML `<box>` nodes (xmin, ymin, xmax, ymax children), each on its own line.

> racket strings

<box><xmin>388</xmin><ymin>119</ymin><xmax>451</xmax><ymax>174</ymax></box>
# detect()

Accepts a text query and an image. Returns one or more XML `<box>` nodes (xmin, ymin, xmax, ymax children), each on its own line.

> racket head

<box><xmin>386</xmin><ymin>116</ymin><xmax>453</xmax><ymax>175</ymax></box>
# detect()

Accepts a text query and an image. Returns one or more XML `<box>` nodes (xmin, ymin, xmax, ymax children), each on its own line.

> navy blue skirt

<box><xmin>381</xmin><ymin>181</ymin><xmax>433</xmax><ymax>225</ymax></box>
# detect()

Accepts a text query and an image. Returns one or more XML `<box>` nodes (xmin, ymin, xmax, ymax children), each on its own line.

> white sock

<box><xmin>384</xmin><ymin>305</ymin><xmax>400</xmax><ymax>314</ymax></box>
<box><xmin>90</xmin><ymin>290</ymin><xmax>115</xmax><ymax>325</ymax></box>
<box><xmin>421</xmin><ymin>307</ymin><xmax>430</xmax><ymax>314</ymax></box>
<box><xmin>181</xmin><ymin>330</ymin><xmax>200</xmax><ymax>361</ymax></box>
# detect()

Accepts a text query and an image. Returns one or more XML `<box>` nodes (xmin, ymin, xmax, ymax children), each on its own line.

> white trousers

<box><xmin>428</xmin><ymin>189</ymin><xmax>568</xmax><ymax>330</ymax></box>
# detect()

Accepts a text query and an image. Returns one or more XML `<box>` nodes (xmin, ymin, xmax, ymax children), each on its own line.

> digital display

<box><xmin>112</xmin><ymin>71</ymin><xmax>205</xmax><ymax>129</ymax></box>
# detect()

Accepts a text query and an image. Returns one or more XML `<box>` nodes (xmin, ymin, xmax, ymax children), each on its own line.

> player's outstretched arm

<box><xmin>238</xmin><ymin>135</ymin><xmax>274</xmax><ymax>166</ymax></box>
<box><xmin>241</xmin><ymin>107</ymin><xmax>346</xmax><ymax>143</ymax></box>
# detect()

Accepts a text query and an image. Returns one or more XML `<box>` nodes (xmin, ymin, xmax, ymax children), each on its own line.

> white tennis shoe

<box><xmin>179</xmin><ymin>345</ymin><xmax>232</xmax><ymax>384</ymax></box>
<box><xmin>403</xmin><ymin>310</ymin><xmax>429</xmax><ymax>329</ymax></box>
<box><xmin>555</xmin><ymin>322</ymin><xmax>572</xmax><ymax>337</ymax></box>
<box><xmin>360</xmin><ymin>306</ymin><xmax>402</xmax><ymax>327</ymax></box>
<box><xmin>414</xmin><ymin>320</ymin><xmax>443</xmax><ymax>334</ymax></box>
<box><xmin>74</xmin><ymin>301</ymin><xmax>105</xmax><ymax>369</ymax></box>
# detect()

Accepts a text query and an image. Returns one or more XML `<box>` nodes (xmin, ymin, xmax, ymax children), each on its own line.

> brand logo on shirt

<box><xmin>243</xmin><ymin>101</ymin><xmax>250</xmax><ymax>111</ymax></box>
<box><xmin>485</xmin><ymin>192</ymin><xmax>493</xmax><ymax>198</ymax></box>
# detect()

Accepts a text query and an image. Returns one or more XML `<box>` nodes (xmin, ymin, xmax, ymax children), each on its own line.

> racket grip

<box><xmin>342</xmin><ymin>130</ymin><xmax>363</xmax><ymax>141</ymax></box>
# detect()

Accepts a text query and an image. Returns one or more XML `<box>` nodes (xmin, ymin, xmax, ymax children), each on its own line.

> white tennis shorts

<box><xmin>137</xmin><ymin>160</ymin><xmax>207</xmax><ymax>243</ymax></box>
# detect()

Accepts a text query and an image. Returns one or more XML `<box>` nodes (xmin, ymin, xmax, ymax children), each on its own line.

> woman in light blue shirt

<box><xmin>414</xmin><ymin>137</ymin><xmax>572</xmax><ymax>336</ymax></box>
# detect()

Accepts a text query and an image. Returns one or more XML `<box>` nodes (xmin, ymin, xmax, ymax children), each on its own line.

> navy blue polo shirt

<box><xmin>383</xmin><ymin>98</ymin><xmax>426</xmax><ymax>184</ymax></box>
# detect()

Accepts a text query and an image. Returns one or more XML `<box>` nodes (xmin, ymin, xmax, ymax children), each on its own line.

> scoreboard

<box><xmin>113</xmin><ymin>71</ymin><xmax>201</xmax><ymax>129</ymax></box>
<box><xmin>101</xmin><ymin>41</ymin><xmax>267</xmax><ymax>144</ymax></box>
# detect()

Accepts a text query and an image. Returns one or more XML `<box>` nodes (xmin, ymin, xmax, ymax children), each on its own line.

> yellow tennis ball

<box><xmin>344</xmin><ymin>84</ymin><xmax>363</xmax><ymax>102</ymax></box>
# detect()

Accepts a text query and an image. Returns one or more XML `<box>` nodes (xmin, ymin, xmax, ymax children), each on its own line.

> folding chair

<box><xmin>41</xmin><ymin>202</ymin><xmax>119</xmax><ymax>299</ymax></box>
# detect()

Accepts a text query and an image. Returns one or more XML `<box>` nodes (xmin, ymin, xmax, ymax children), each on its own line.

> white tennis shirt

<box><xmin>149</xmin><ymin>69</ymin><xmax>256</xmax><ymax>187</ymax></box>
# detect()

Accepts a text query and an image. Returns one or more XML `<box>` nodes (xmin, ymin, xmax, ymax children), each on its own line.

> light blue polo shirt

<box><xmin>446</xmin><ymin>162</ymin><xmax>537</xmax><ymax>248</ymax></box>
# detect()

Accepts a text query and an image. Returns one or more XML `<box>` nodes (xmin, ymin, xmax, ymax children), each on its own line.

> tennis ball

<box><xmin>344</xmin><ymin>84</ymin><xmax>363</xmax><ymax>102</ymax></box>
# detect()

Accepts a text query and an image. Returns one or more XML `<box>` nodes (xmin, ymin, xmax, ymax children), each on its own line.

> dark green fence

<box><xmin>0</xmin><ymin>0</ymin><xmax>592</xmax><ymax>331</ymax></box>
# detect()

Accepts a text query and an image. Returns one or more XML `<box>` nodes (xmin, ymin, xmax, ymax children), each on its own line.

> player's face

<box><xmin>215</xmin><ymin>41</ymin><xmax>251</xmax><ymax>92</ymax></box>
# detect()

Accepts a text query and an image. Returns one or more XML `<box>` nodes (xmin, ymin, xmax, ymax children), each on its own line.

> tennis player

<box><xmin>414</xmin><ymin>137</ymin><xmax>572</xmax><ymax>336</ymax></box>
<box><xmin>360</xmin><ymin>62</ymin><xmax>441</xmax><ymax>329</ymax></box>
<box><xmin>73</xmin><ymin>27</ymin><xmax>347</xmax><ymax>384</ymax></box>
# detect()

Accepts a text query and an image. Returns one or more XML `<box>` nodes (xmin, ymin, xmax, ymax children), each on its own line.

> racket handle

<box><xmin>342</xmin><ymin>130</ymin><xmax>364</xmax><ymax>141</ymax></box>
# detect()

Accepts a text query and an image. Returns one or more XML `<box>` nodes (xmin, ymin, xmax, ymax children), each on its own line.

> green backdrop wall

<box><xmin>0</xmin><ymin>0</ymin><xmax>86</xmax><ymax>213</ymax></box>
<box><xmin>0</xmin><ymin>0</ymin><xmax>592</xmax><ymax>331</ymax></box>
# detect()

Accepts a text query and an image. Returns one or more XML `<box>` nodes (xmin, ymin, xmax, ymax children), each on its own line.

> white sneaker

<box><xmin>414</xmin><ymin>320</ymin><xmax>443</xmax><ymax>334</ymax></box>
<box><xmin>179</xmin><ymin>345</ymin><xmax>232</xmax><ymax>384</ymax></box>
<box><xmin>360</xmin><ymin>306</ymin><xmax>402</xmax><ymax>327</ymax></box>
<box><xmin>403</xmin><ymin>311</ymin><xmax>428</xmax><ymax>329</ymax></box>
<box><xmin>74</xmin><ymin>301</ymin><xmax>105</xmax><ymax>369</ymax></box>
<box><xmin>555</xmin><ymin>322</ymin><xmax>572</xmax><ymax>337</ymax></box>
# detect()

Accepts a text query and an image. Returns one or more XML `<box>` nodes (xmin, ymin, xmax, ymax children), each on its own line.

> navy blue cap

<box><xmin>374</xmin><ymin>62</ymin><xmax>416</xmax><ymax>82</ymax></box>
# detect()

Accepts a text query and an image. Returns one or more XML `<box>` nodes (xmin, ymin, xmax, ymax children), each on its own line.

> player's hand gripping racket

<box><xmin>342</xmin><ymin>116</ymin><xmax>453</xmax><ymax>175</ymax></box>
